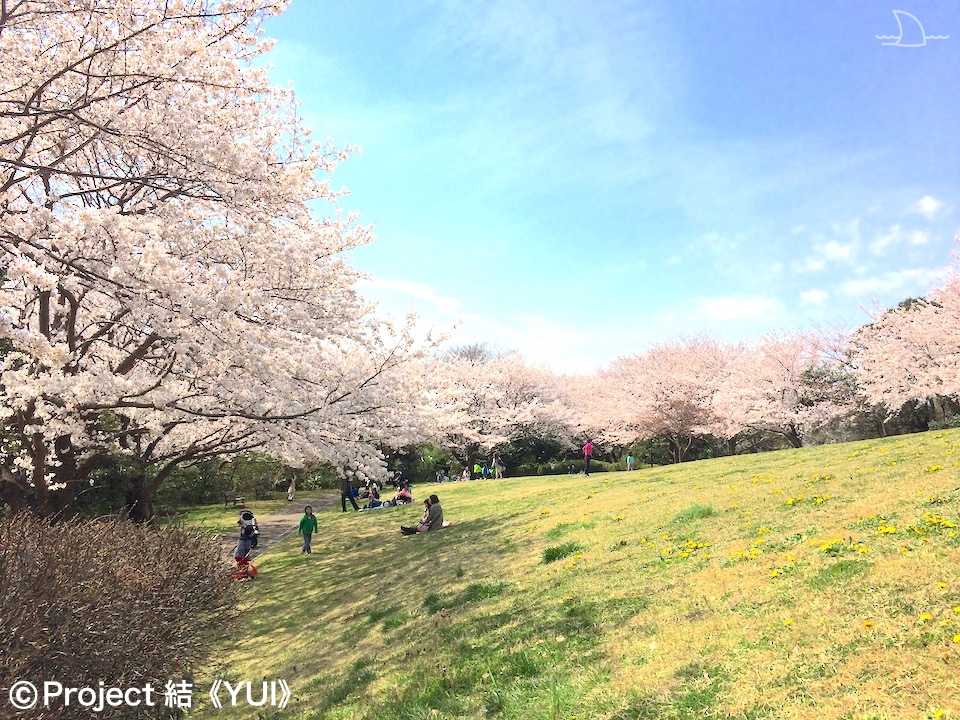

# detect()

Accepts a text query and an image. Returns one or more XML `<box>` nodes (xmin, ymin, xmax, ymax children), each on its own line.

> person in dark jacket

<box><xmin>340</xmin><ymin>474</ymin><xmax>359</xmax><ymax>512</ymax></box>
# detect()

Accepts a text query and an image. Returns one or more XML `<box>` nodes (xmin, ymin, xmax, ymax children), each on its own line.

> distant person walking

<box><xmin>626</xmin><ymin>453</ymin><xmax>635</xmax><ymax>471</ymax></box>
<box><xmin>583</xmin><ymin>440</ymin><xmax>594</xmax><ymax>476</ymax></box>
<box><xmin>492</xmin><ymin>452</ymin><xmax>505</xmax><ymax>480</ymax></box>
<box><xmin>340</xmin><ymin>474</ymin><xmax>359</xmax><ymax>512</ymax></box>
<box><xmin>298</xmin><ymin>505</ymin><xmax>318</xmax><ymax>554</ymax></box>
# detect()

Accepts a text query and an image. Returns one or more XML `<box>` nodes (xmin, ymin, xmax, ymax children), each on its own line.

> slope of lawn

<box><xmin>168</xmin><ymin>497</ymin><xmax>296</xmax><ymax>536</ymax></box>
<box><xmin>193</xmin><ymin>430</ymin><xmax>960</xmax><ymax>720</ymax></box>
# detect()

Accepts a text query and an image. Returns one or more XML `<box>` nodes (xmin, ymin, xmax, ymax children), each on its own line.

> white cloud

<box><xmin>822</xmin><ymin>240</ymin><xmax>856</xmax><ymax>261</ymax></box>
<box><xmin>797</xmin><ymin>220</ymin><xmax>861</xmax><ymax>271</ymax></box>
<box><xmin>800</xmin><ymin>289</ymin><xmax>829</xmax><ymax>305</ymax></box>
<box><xmin>357</xmin><ymin>277</ymin><xmax>462</xmax><ymax>316</ymax></box>
<box><xmin>697</xmin><ymin>296</ymin><xmax>783</xmax><ymax>321</ymax></box>
<box><xmin>870</xmin><ymin>225</ymin><xmax>931</xmax><ymax>255</ymax></box>
<box><xmin>799</xmin><ymin>257</ymin><xmax>826</xmax><ymax>272</ymax></box>
<box><xmin>840</xmin><ymin>266</ymin><xmax>949</xmax><ymax>298</ymax></box>
<box><xmin>912</xmin><ymin>195</ymin><xmax>944</xmax><ymax>220</ymax></box>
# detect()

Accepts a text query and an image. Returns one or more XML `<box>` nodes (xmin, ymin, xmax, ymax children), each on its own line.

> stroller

<box><xmin>238</xmin><ymin>510</ymin><xmax>260</xmax><ymax>549</ymax></box>
<box><xmin>230</xmin><ymin>525</ymin><xmax>259</xmax><ymax>581</ymax></box>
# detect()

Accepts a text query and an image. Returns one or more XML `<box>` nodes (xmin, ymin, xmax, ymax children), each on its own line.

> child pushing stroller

<box><xmin>238</xmin><ymin>509</ymin><xmax>259</xmax><ymax>549</ymax></box>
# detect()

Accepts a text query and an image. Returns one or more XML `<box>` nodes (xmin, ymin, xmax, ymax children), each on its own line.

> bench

<box><xmin>223</xmin><ymin>492</ymin><xmax>246</xmax><ymax>508</ymax></box>
<box><xmin>254</xmin><ymin>487</ymin><xmax>274</xmax><ymax>500</ymax></box>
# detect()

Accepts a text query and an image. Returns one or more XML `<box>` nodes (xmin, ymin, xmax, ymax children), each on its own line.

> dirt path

<box><xmin>224</xmin><ymin>493</ymin><xmax>338</xmax><ymax>559</ymax></box>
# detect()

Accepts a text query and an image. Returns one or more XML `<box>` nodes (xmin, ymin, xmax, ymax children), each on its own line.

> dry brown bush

<box><xmin>0</xmin><ymin>512</ymin><xmax>236</xmax><ymax>719</ymax></box>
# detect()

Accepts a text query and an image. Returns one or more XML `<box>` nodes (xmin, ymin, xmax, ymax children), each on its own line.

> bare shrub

<box><xmin>0</xmin><ymin>512</ymin><xmax>236</xmax><ymax>719</ymax></box>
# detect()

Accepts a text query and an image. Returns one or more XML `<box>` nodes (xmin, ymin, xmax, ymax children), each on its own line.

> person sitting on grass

<box><xmin>400</xmin><ymin>494</ymin><xmax>443</xmax><ymax>535</ymax></box>
<box><xmin>361</xmin><ymin>485</ymin><xmax>383</xmax><ymax>510</ymax></box>
<box><xmin>379</xmin><ymin>480</ymin><xmax>414</xmax><ymax>508</ymax></box>
<box><xmin>392</xmin><ymin>480</ymin><xmax>414</xmax><ymax>504</ymax></box>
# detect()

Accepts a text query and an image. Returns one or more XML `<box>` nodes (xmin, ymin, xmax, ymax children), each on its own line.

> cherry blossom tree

<box><xmin>853</xmin><ymin>277</ymin><xmax>960</xmax><ymax>418</ymax></box>
<box><xmin>427</xmin><ymin>350</ymin><xmax>577</xmax><ymax>471</ymax></box>
<box><xmin>0</xmin><ymin>0</ymin><xmax>426</xmax><ymax>517</ymax></box>
<box><xmin>715</xmin><ymin>332</ymin><xmax>853</xmax><ymax>448</ymax></box>
<box><xmin>596</xmin><ymin>337</ymin><xmax>731</xmax><ymax>463</ymax></box>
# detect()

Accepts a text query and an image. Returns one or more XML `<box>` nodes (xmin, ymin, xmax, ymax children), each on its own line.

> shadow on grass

<box><xmin>423</xmin><ymin>581</ymin><xmax>509</xmax><ymax>614</ymax></box>
<box><xmin>221</xmin><ymin>506</ymin><xmax>649</xmax><ymax>719</ymax></box>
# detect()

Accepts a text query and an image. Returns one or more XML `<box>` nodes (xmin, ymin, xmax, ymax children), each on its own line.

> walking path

<box><xmin>224</xmin><ymin>492</ymin><xmax>338</xmax><ymax>559</ymax></box>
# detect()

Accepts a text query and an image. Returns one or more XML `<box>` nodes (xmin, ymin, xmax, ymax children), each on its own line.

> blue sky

<box><xmin>262</xmin><ymin>1</ymin><xmax>959</xmax><ymax>371</ymax></box>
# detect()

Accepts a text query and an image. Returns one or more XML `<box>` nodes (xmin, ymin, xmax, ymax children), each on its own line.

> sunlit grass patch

<box><xmin>670</xmin><ymin>503</ymin><xmax>715</xmax><ymax>525</ymax></box>
<box><xmin>544</xmin><ymin>520</ymin><xmax>596</xmax><ymax>539</ymax></box>
<box><xmin>809</xmin><ymin>559</ymin><xmax>872</xmax><ymax>589</ymax></box>
<box><xmin>190</xmin><ymin>427</ymin><xmax>960</xmax><ymax>719</ymax></box>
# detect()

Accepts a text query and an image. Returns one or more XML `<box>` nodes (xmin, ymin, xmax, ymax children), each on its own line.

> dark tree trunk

<box><xmin>669</xmin><ymin>435</ymin><xmax>692</xmax><ymax>464</ymax></box>
<box><xmin>0</xmin><ymin>467</ymin><xmax>31</xmax><ymax>513</ymax></box>
<box><xmin>784</xmin><ymin>425</ymin><xmax>803</xmax><ymax>449</ymax></box>
<box><xmin>126</xmin><ymin>474</ymin><xmax>155</xmax><ymax>523</ymax></box>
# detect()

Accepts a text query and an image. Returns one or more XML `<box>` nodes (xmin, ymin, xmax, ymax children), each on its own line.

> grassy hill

<box><xmin>194</xmin><ymin>429</ymin><xmax>960</xmax><ymax>720</ymax></box>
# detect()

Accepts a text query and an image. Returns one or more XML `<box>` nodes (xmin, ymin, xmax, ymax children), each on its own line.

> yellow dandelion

<box><xmin>783</xmin><ymin>619</ymin><xmax>793</xmax><ymax>626</ymax></box>
<box><xmin>937</xmin><ymin>582</ymin><xmax>948</xmax><ymax>589</ymax></box>
<box><xmin>863</xmin><ymin>620</ymin><xmax>875</xmax><ymax>628</ymax></box>
<box><xmin>919</xmin><ymin>613</ymin><xmax>933</xmax><ymax>623</ymax></box>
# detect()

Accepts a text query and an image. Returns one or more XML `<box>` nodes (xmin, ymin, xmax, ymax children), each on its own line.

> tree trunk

<box><xmin>126</xmin><ymin>473</ymin><xmax>154</xmax><ymax>523</ymax></box>
<box><xmin>784</xmin><ymin>425</ymin><xmax>803</xmax><ymax>449</ymax></box>
<box><xmin>0</xmin><ymin>467</ymin><xmax>31</xmax><ymax>513</ymax></box>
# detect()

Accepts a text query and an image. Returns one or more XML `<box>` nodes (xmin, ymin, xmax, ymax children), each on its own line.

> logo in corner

<box><xmin>278</xmin><ymin>680</ymin><xmax>291</xmax><ymax>709</ymax></box>
<box><xmin>208</xmin><ymin>679</ymin><xmax>223</xmax><ymax>709</ymax></box>
<box><xmin>876</xmin><ymin>10</ymin><xmax>948</xmax><ymax>47</ymax></box>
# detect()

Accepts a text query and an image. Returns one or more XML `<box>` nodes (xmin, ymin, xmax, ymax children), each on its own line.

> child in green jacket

<box><xmin>299</xmin><ymin>505</ymin><xmax>318</xmax><ymax>554</ymax></box>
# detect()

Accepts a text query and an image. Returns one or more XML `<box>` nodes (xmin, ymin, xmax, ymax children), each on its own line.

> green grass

<box><xmin>164</xmin><ymin>497</ymin><xmax>297</xmax><ymax>536</ymax></box>
<box><xmin>670</xmin><ymin>503</ymin><xmax>716</xmax><ymax>524</ymax></box>
<box><xmin>187</xmin><ymin>429</ymin><xmax>960</xmax><ymax>719</ymax></box>
<box><xmin>542</xmin><ymin>541</ymin><xmax>583</xmax><ymax>563</ymax></box>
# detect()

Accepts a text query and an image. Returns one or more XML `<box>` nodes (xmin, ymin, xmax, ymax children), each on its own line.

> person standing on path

<box><xmin>340</xmin><ymin>474</ymin><xmax>359</xmax><ymax>512</ymax></box>
<box><xmin>583</xmin><ymin>440</ymin><xmax>594</xmax><ymax>476</ymax></box>
<box><xmin>298</xmin><ymin>505</ymin><xmax>318</xmax><ymax>554</ymax></box>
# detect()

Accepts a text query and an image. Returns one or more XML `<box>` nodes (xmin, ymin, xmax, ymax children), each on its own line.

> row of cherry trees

<box><xmin>427</xmin><ymin>252</ymin><xmax>960</xmax><ymax>466</ymax></box>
